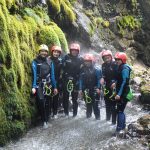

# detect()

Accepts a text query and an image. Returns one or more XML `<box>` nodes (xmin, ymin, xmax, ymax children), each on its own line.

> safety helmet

<box><xmin>101</xmin><ymin>49</ymin><xmax>112</xmax><ymax>59</ymax></box>
<box><xmin>114</xmin><ymin>52</ymin><xmax>127</xmax><ymax>63</ymax></box>
<box><xmin>69</xmin><ymin>43</ymin><xmax>80</xmax><ymax>53</ymax></box>
<box><xmin>39</xmin><ymin>44</ymin><xmax>48</xmax><ymax>52</ymax></box>
<box><xmin>84</xmin><ymin>54</ymin><xmax>94</xmax><ymax>62</ymax></box>
<box><xmin>51</xmin><ymin>45</ymin><xmax>62</xmax><ymax>54</ymax></box>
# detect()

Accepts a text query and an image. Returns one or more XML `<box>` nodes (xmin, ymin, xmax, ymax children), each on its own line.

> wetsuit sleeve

<box><xmin>32</xmin><ymin>60</ymin><xmax>37</xmax><ymax>88</ymax></box>
<box><xmin>51</xmin><ymin>61</ymin><xmax>57</xmax><ymax>88</ymax></box>
<box><xmin>96</xmin><ymin>69</ymin><xmax>101</xmax><ymax>89</ymax></box>
<box><xmin>117</xmin><ymin>67</ymin><xmax>130</xmax><ymax>96</ymax></box>
<box><xmin>79</xmin><ymin>72</ymin><xmax>83</xmax><ymax>90</ymax></box>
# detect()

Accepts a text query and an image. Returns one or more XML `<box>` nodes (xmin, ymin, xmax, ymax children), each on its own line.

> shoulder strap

<box><xmin>46</xmin><ymin>57</ymin><xmax>52</xmax><ymax>65</ymax></box>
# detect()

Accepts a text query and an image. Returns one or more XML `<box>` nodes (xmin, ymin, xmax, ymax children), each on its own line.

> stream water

<box><xmin>1</xmin><ymin>98</ymin><xmax>148</xmax><ymax>150</ymax></box>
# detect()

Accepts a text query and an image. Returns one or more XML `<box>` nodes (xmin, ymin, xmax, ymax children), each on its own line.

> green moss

<box><xmin>5</xmin><ymin>0</ymin><xmax>15</xmax><ymax>9</ymax></box>
<box><xmin>84</xmin><ymin>10</ymin><xmax>94</xmax><ymax>20</ymax></box>
<box><xmin>33</xmin><ymin>5</ymin><xmax>51</xmax><ymax>25</ymax></box>
<box><xmin>141</xmin><ymin>84</ymin><xmax>150</xmax><ymax>95</ymax></box>
<box><xmin>117</xmin><ymin>15</ymin><xmax>141</xmax><ymax>36</ymax></box>
<box><xmin>89</xmin><ymin>22</ymin><xmax>95</xmax><ymax>36</ymax></box>
<box><xmin>0</xmin><ymin>0</ymin><xmax>6</xmax><ymax>6</ymax></box>
<box><xmin>61</xmin><ymin>0</ymin><xmax>76</xmax><ymax>23</ymax></box>
<box><xmin>8</xmin><ymin>120</ymin><xmax>26</xmax><ymax>139</ymax></box>
<box><xmin>95</xmin><ymin>17</ymin><xmax>103</xmax><ymax>27</ymax></box>
<box><xmin>0</xmin><ymin>0</ymin><xmax>69</xmax><ymax>146</ymax></box>
<box><xmin>50</xmin><ymin>22</ymin><xmax>69</xmax><ymax>53</ymax></box>
<box><xmin>24</xmin><ymin>16</ymin><xmax>38</xmax><ymax>34</ymax></box>
<box><xmin>48</xmin><ymin>0</ymin><xmax>76</xmax><ymax>23</ymax></box>
<box><xmin>102</xmin><ymin>20</ymin><xmax>110</xmax><ymax>28</ymax></box>
<box><xmin>129</xmin><ymin>0</ymin><xmax>138</xmax><ymax>11</ymax></box>
<box><xmin>0</xmin><ymin>107</ymin><xmax>7</xmax><ymax>146</ymax></box>
<box><xmin>48</xmin><ymin>0</ymin><xmax>61</xmax><ymax>15</ymax></box>
<box><xmin>38</xmin><ymin>25</ymin><xmax>60</xmax><ymax>48</ymax></box>
<box><xmin>140</xmin><ymin>83</ymin><xmax>150</xmax><ymax>104</ymax></box>
<box><xmin>69</xmin><ymin>0</ymin><xmax>77</xmax><ymax>5</ymax></box>
<box><xmin>24</xmin><ymin>8</ymin><xmax>43</xmax><ymax>26</ymax></box>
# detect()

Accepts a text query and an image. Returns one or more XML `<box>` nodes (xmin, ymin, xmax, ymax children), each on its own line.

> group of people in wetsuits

<box><xmin>31</xmin><ymin>43</ymin><xmax>132</xmax><ymax>136</ymax></box>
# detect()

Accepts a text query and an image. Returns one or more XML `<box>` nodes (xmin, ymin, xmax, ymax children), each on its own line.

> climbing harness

<box><xmin>102</xmin><ymin>84</ymin><xmax>116</xmax><ymax>101</ymax></box>
<box><xmin>42</xmin><ymin>79</ymin><xmax>52</xmax><ymax>96</ymax></box>
<box><xmin>102</xmin><ymin>85</ymin><xmax>109</xmax><ymax>96</ymax></box>
<box><xmin>67</xmin><ymin>78</ymin><xmax>74</xmax><ymax>105</ymax></box>
<box><xmin>84</xmin><ymin>89</ymin><xmax>92</xmax><ymax>104</ymax></box>
<box><xmin>94</xmin><ymin>88</ymin><xmax>100</xmax><ymax>102</ymax></box>
<box><xmin>109</xmin><ymin>88</ymin><xmax>116</xmax><ymax>101</ymax></box>
<box><xmin>67</xmin><ymin>79</ymin><xmax>74</xmax><ymax>95</ymax></box>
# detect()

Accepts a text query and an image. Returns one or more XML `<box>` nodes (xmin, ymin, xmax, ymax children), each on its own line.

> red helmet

<box><xmin>101</xmin><ymin>49</ymin><xmax>112</xmax><ymax>59</ymax></box>
<box><xmin>84</xmin><ymin>54</ymin><xmax>94</xmax><ymax>62</ymax></box>
<box><xmin>51</xmin><ymin>45</ymin><xmax>62</xmax><ymax>54</ymax></box>
<box><xmin>69</xmin><ymin>43</ymin><xmax>80</xmax><ymax>53</ymax></box>
<box><xmin>115</xmin><ymin>52</ymin><xmax>127</xmax><ymax>63</ymax></box>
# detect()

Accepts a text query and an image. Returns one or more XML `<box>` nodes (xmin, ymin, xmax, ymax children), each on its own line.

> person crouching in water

<box><xmin>49</xmin><ymin>45</ymin><xmax>62</xmax><ymax>119</ymax></box>
<box><xmin>32</xmin><ymin>44</ymin><xmax>58</xmax><ymax>129</ymax></box>
<box><xmin>114</xmin><ymin>52</ymin><xmax>132</xmax><ymax>135</ymax></box>
<box><xmin>100</xmin><ymin>50</ymin><xmax>117</xmax><ymax>125</ymax></box>
<box><xmin>79</xmin><ymin>54</ymin><xmax>101</xmax><ymax>120</ymax></box>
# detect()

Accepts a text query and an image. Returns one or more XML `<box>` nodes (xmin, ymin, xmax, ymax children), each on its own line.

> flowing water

<box><xmin>1</xmin><ymin>98</ymin><xmax>148</xmax><ymax>150</ymax></box>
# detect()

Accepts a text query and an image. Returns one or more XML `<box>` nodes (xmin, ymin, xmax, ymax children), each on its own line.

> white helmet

<box><xmin>38</xmin><ymin>44</ymin><xmax>48</xmax><ymax>52</ymax></box>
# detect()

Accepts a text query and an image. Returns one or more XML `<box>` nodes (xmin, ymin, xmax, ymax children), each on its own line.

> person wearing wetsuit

<box><xmin>32</xmin><ymin>44</ymin><xmax>58</xmax><ymax>129</ymax></box>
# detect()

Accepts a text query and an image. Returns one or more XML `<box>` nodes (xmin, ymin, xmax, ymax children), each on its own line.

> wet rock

<box><xmin>83</xmin><ymin>0</ymin><xmax>96</xmax><ymax>9</ymax></box>
<box><xmin>71</xmin><ymin>3</ymin><xmax>91</xmax><ymax>46</ymax></box>
<box><xmin>140</xmin><ymin>83</ymin><xmax>150</xmax><ymax>104</ymax></box>
<box><xmin>128</xmin><ymin>123</ymin><xmax>144</xmax><ymax>136</ymax></box>
<box><xmin>138</xmin><ymin>115</ymin><xmax>150</xmax><ymax>128</ymax></box>
<box><xmin>71</xmin><ymin>3</ymin><xmax>115</xmax><ymax>51</ymax></box>
<box><xmin>127</xmin><ymin>115</ymin><xmax>150</xmax><ymax>141</ymax></box>
<box><xmin>142</xmin><ymin>104</ymin><xmax>150</xmax><ymax>111</ymax></box>
<box><xmin>133</xmin><ymin>0</ymin><xmax>150</xmax><ymax>66</ymax></box>
<box><xmin>133</xmin><ymin>77</ymin><xmax>142</xmax><ymax>86</ymax></box>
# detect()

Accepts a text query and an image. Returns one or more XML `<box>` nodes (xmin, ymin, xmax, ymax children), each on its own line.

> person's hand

<box><xmin>111</xmin><ymin>83</ymin><xmax>116</xmax><ymax>89</ymax></box>
<box><xmin>115</xmin><ymin>95</ymin><xmax>120</xmax><ymax>100</ymax></box>
<box><xmin>100</xmin><ymin>78</ymin><xmax>105</xmax><ymax>85</ymax></box>
<box><xmin>96</xmin><ymin>88</ymin><xmax>100</xmax><ymax>95</ymax></box>
<box><xmin>54</xmin><ymin>88</ymin><xmax>58</xmax><ymax>95</ymax></box>
<box><xmin>78</xmin><ymin>90</ymin><xmax>83</xmax><ymax>98</ymax></box>
<box><xmin>32</xmin><ymin>88</ymin><xmax>36</xmax><ymax>95</ymax></box>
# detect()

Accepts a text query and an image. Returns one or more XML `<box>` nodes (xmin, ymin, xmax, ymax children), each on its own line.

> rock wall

<box><xmin>0</xmin><ymin>0</ymin><xmax>72</xmax><ymax>146</ymax></box>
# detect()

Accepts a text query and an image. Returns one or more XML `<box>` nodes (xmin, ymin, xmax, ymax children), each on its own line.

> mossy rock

<box><xmin>138</xmin><ymin>115</ymin><xmax>150</xmax><ymax>128</ymax></box>
<box><xmin>5</xmin><ymin>0</ymin><xmax>15</xmax><ymax>9</ymax></box>
<box><xmin>140</xmin><ymin>83</ymin><xmax>150</xmax><ymax>104</ymax></box>
<box><xmin>48</xmin><ymin>0</ymin><xmax>61</xmax><ymax>15</ymax></box>
<box><xmin>61</xmin><ymin>0</ymin><xmax>76</xmax><ymax>23</ymax></box>
<box><xmin>95</xmin><ymin>17</ymin><xmax>103</xmax><ymax>27</ymax></box>
<box><xmin>102</xmin><ymin>20</ymin><xmax>110</xmax><ymax>28</ymax></box>
<box><xmin>50</xmin><ymin>22</ymin><xmax>69</xmax><ymax>53</ymax></box>
<box><xmin>24</xmin><ymin>8</ymin><xmax>43</xmax><ymax>26</ymax></box>
<box><xmin>48</xmin><ymin>0</ymin><xmax>76</xmax><ymax>24</ymax></box>
<box><xmin>38</xmin><ymin>25</ymin><xmax>60</xmax><ymax>48</ymax></box>
<box><xmin>0</xmin><ymin>0</ymin><xmax>69</xmax><ymax>146</ymax></box>
<box><xmin>116</xmin><ymin>15</ymin><xmax>141</xmax><ymax>36</ymax></box>
<box><xmin>0</xmin><ymin>107</ymin><xmax>8</xmax><ymax>146</ymax></box>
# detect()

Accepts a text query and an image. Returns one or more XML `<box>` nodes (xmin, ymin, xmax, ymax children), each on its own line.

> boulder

<box><xmin>138</xmin><ymin>115</ymin><xmax>150</xmax><ymax>128</ymax></box>
<box><xmin>133</xmin><ymin>77</ymin><xmax>142</xmax><ymax>86</ymax></box>
<box><xmin>140</xmin><ymin>83</ymin><xmax>150</xmax><ymax>104</ymax></box>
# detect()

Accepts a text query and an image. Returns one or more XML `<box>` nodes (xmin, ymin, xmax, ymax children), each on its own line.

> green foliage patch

<box><xmin>0</xmin><ymin>0</ymin><xmax>69</xmax><ymax>146</ymax></box>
